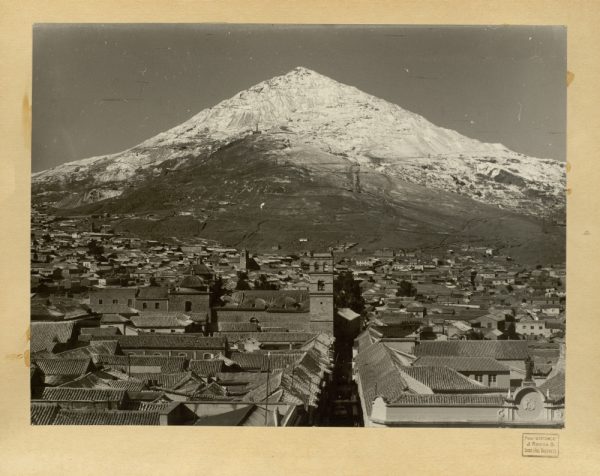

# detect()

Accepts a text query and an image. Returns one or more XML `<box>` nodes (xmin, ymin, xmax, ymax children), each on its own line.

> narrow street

<box><xmin>323</xmin><ymin>341</ymin><xmax>363</xmax><ymax>427</ymax></box>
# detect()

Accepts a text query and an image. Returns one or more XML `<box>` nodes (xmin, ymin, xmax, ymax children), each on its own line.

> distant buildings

<box><xmin>29</xmin><ymin>204</ymin><xmax>565</xmax><ymax>427</ymax></box>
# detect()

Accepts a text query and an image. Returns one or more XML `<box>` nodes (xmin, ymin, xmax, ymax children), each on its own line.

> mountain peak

<box><xmin>247</xmin><ymin>65</ymin><xmax>341</xmax><ymax>93</ymax></box>
<box><xmin>285</xmin><ymin>66</ymin><xmax>328</xmax><ymax>78</ymax></box>
<box><xmin>32</xmin><ymin>65</ymin><xmax>565</xmax><ymax>221</ymax></box>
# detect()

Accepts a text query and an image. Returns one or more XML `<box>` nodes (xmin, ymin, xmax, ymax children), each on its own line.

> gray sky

<box><xmin>32</xmin><ymin>24</ymin><xmax>566</xmax><ymax>172</ymax></box>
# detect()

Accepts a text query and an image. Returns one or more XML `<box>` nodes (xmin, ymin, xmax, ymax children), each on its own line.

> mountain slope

<box><xmin>33</xmin><ymin>67</ymin><xmax>564</xmax><ymax>216</ymax></box>
<box><xmin>32</xmin><ymin>67</ymin><xmax>565</xmax><ymax>260</ymax></box>
<box><xmin>57</xmin><ymin>133</ymin><xmax>564</xmax><ymax>263</ymax></box>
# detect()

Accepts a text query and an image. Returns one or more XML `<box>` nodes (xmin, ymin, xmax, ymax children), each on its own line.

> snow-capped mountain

<box><xmin>32</xmin><ymin>66</ymin><xmax>565</xmax><ymax>216</ymax></box>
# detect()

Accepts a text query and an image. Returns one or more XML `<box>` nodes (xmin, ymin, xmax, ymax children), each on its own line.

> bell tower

<box><xmin>239</xmin><ymin>249</ymin><xmax>249</xmax><ymax>271</ymax></box>
<box><xmin>308</xmin><ymin>252</ymin><xmax>334</xmax><ymax>334</ymax></box>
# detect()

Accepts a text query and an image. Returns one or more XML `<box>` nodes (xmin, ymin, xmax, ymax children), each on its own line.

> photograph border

<box><xmin>1</xmin><ymin>1</ymin><xmax>599</xmax><ymax>475</ymax></box>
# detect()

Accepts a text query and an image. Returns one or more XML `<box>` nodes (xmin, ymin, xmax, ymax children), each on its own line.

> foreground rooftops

<box><xmin>89</xmin><ymin>334</ymin><xmax>227</xmax><ymax>350</ymax></box>
<box><xmin>414</xmin><ymin>341</ymin><xmax>529</xmax><ymax>360</ymax></box>
<box><xmin>413</xmin><ymin>356</ymin><xmax>510</xmax><ymax>373</ymax></box>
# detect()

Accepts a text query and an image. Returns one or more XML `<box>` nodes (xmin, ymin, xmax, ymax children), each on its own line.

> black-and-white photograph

<box><xmin>30</xmin><ymin>24</ymin><xmax>566</xmax><ymax>427</ymax></box>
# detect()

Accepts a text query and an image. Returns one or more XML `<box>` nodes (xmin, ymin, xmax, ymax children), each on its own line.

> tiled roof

<box><xmin>413</xmin><ymin>356</ymin><xmax>510</xmax><ymax>373</ymax></box>
<box><xmin>102</xmin><ymin>379</ymin><xmax>146</xmax><ymax>391</ymax></box>
<box><xmin>414</xmin><ymin>341</ymin><xmax>529</xmax><ymax>360</ymax></box>
<box><xmin>190</xmin><ymin>263</ymin><xmax>213</xmax><ymax>276</ymax></box>
<box><xmin>242</xmin><ymin>371</ymin><xmax>284</xmax><ymax>403</ymax></box>
<box><xmin>194</xmin><ymin>382</ymin><xmax>228</xmax><ymax>399</ymax></box>
<box><xmin>371</xmin><ymin>325</ymin><xmax>420</xmax><ymax>339</ymax></box>
<box><xmin>58</xmin><ymin>372</ymin><xmax>109</xmax><ymax>389</ymax></box>
<box><xmin>30</xmin><ymin>321</ymin><xmax>76</xmax><ymax>353</ymax></box>
<box><xmin>215</xmin><ymin>371</ymin><xmax>268</xmax><ymax>386</ymax></box>
<box><xmin>129</xmin><ymin>372</ymin><xmax>191</xmax><ymax>389</ymax></box>
<box><xmin>398</xmin><ymin>366</ymin><xmax>490</xmax><ymax>393</ymax></box>
<box><xmin>42</xmin><ymin>387</ymin><xmax>126</xmax><ymax>402</ymax></box>
<box><xmin>130</xmin><ymin>313</ymin><xmax>192</xmax><ymax>329</ymax></box>
<box><xmin>55</xmin><ymin>341</ymin><xmax>120</xmax><ymax>361</ymax></box>
<box><xmin>337</xmin><ymin>308</ymin><xmax>360</xmax><ymax>321</ymax></box>
<box><xmin>187</xmin><ymin>312</ymin><xmax>208</xmax><ymax>323</ymax></box>
<box><xmin>31</xmin><ymin>403</ymin><xmax>60</xmax><ymax>425</ymax></box>
<box><xmin>228</xmin><ymin>352</ymin><xmax>304</xmax><ymax>371</ymax></box>
<box><xmin>90</xmin><ymin>334</ymin><xmax>227</xmax><ymax>350</ymax></box>
<box><xmin>194</xmin><ymin>405</ymin><xmax>255</xmax><ymax>426</ymax></box>
<box><xmin>355</xmin><ymin>343</ymin><xmax>409</xmax><ymax>414</ymax></box>
<box><xmin>80</xmin><ymin>327</ymin><xmax>120</xmax><ymax>336</ymax></box>
<box><xmin>217</xmin><ymin>322</ymin><xmax>259</xmax><ymax>332</ymax></box>
<box><xmin>34</xmin><ymin>358</ymin><xmax>92</xmax><ymax>376</ymax></box>
<box><xmin>188</xmin><ymin>359</ymin><xmax>225</xmax><ymax>377</ymax></box>
<box><xmin>53</xmin><ymin>409</ymin><xmax>161</xmax><ymax>425</ymax></box>
<box><xmin>31</xmin><ymin>301</ymin><xmax>66</xmax><ymax>320</ymax></box>
<box><xmin>100</xmin><ymin>314</ymin><xmax>131</xmax><ymax>324</ymax></box>
<box><xmin>215</xmin><ymin>332</ymin><xmax>316</xmax><ymax>344</ymax></box>
<box><xmin>387</xmin><ymin>394</ymin><xmax>506</xmax><ymax>407</ymax></box>
<box><xmin>538</xmin><ymin>371</ymin><xmax>565</xmax><ymax>402</ymax></box>
<box><xmin>139</xmin><ymin>401</ymin><xmax>172</xmax><ymax>412</ymax></box>
<box><xmin>354</xmin><ymin>329</ymin><xmax>376</xmax><ymax>353</ymax></box>
<box><xmin>31</xmin><ymin>297</ymin><xmax>91</xmax><ymax>321</ymax></box>
<box><xmin>96</xmin><ymin>354</ymin><xmax>187</xmax><ymax>372</ymax></box>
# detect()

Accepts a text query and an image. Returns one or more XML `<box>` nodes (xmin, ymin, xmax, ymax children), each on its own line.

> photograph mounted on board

<box><xmin>30</xmin><ymin>24</ymin><xmax>566</xmax><ymax>427</ymax></box>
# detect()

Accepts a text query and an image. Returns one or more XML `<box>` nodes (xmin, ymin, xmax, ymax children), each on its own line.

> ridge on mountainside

<box><xmin>31</xmin><ymin>67</ymin><xmax>565</xmax><ymax>260</ymax></box>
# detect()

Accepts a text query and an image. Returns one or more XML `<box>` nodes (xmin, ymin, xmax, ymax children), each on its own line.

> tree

<box><xmin>210</xmin><ymin>276</ymin><xmax>227</xmax><ymax>307</ymax></box>
<box><xmin>254</xmin><ymin>274</ymin><xmax>278</xmax><ymax>290</ymax></box>
<box><xmin>396</xmin><ymin>280</ymin><xmax>417</xmax><ymax>297</ymax></box>
<box><xmin>87</xmin><ymin>239</ymin><xmax>104</xmax><ymax>256</ymax></box>
<box><xmin>470</xmin><ymin>270</ymin><xmax>478</xmax><ymax>289</ymax></box>
<box><xmin>501</xmin><ymin>322</ymin><xmax>519</xmax><ymax>340</ymax></box>
<box><xmin>419</xmin><ymin>326</ymin><xmax>437</xmax><ymax>340</ymax></box>
<box><xmin>236</xmin><ymin>271</ymin><xmax>251</xmax><ymax>290</ymax></box>
<box><xmin>466</xmin><ymin>329</ymin><xmax>484</xmax><ymax>340</ymax></box>
<box><xmin>334</xmin><ymin>271</ymin><xmax>365</xmax><ymax>314</ymax></box>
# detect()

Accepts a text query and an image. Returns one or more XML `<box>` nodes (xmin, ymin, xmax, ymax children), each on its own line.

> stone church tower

<box><xmin>239</xmin><ymin>249</ymin><xmax>249</xmax><ymax>271</ymax></box>
<box><xmin>308</xmin><ymin>252</ymin><xmax>334</xmax><ymax>334</ymax></box>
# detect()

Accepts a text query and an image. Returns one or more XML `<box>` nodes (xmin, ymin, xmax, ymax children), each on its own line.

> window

<box><xmin>127</xmin><ymin>299</ymin><xmax>133</xmax><ymax>307</ymax></box>
<box><xmin>178</xmin><ymin>352</ymin><xmax>187</xmax><ymax>357</ymax></box>
<box><xmin>155</xmin><ymin>302</ymin><xmax>160</xmax><ymax>309</ymax></box>
<box><xmin>112</xmin><ymin>299</ymin><xmax>118</xmax><ymax>304</ymax></box>
<box><xmin>489</xmin><ymin>375</ymin><xmax>497</xmax><ymax>384</ymax></box>
<box><xmin>98</xmin><ymin>299</ymin><xmax>103</xmax><ymax>305</ymax></box>
<box><xmin>143</xmin><ymin>302</ymin><xmax>147</xmax><ymax>309</ymax></box>
<box><xmin>474</xmin><ymin>375</ymin><xmax>483</xmax><ymax>383</ymax></box>
<box><xmin>185</xmin><ymin>301</ymin><xmax>192</xmax><ymax>312</ymax></box>
<box><xmin>150</xmin><ymin>329</ymin><xmax>155</xmax><ymax>333</ymax></box>
<box><xmin>530</xmin><ymin>325</ymin><xmax>534</xmax><ymax>329</ymax></box>
<box><xmin>317</xmin><ymin>280</ymin><xmax>325</xmax><ymax>291</ymax></box>
<box><xmin>203</xmin><ymin>353</ymin><xmax>213</xmax><ymax>359</ymax></box>
<box><xmin>170</xmin><ymin>329</ymin><xmax>176</xmax><ymax>333</ymax></box>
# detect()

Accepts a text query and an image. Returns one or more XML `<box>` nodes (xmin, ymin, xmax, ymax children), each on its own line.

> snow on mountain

<box><xmin>32</xmin><ymin>66</ymin><xmax>565</xmax><ymax>215</ymax></box>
